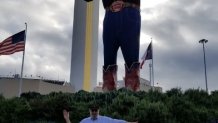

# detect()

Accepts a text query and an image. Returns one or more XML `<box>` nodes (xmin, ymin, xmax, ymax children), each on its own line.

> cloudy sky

<box><xmin>0</xmin><ymin>0</ymin><xmax>217</xmax><ymax>92</ymax></box>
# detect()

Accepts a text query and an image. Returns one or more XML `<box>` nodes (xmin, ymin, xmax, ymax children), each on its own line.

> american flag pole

<box><xmin>18</xmin><ymin>23</ymin><xmax>27</xmax><ymax>97</ymax></box>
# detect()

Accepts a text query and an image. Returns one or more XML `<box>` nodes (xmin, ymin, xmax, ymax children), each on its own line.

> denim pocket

<box><xmin>125</xmin><ymin>8</ymin><xmax>141</xmax><ymax>23</ymax></box>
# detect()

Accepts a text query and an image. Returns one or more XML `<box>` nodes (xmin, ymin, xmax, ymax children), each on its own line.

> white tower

<box><xmin>70</xmin><ymin>0</ymin><xmax>99</xmax><ymax>92</ymax></box>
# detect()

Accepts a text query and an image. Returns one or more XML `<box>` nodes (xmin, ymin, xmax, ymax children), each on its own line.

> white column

<box><xmin>70</xmin><ymin>0</ymin><xmax>99</xmax><ymax>92</ymax></box>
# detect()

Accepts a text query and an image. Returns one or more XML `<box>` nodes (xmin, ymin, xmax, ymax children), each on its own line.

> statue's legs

<box><xmin>102</xmin><ymin>8</ymin><xmax>141</xmax><ymax>91</ymax></box>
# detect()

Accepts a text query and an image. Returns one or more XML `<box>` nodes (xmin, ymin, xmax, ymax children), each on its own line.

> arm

<box><xmin>63</xmin><ymin>109</ymin><xmax>71</xmax><ymax>123</ymax></box>
<box><xmin>84</xmin><ymin>0</ymin><xmax>93</xmax><ymax>2</ymax></box>
<box><xmin>103</xmin><ymin>116</ymin><xmax>137</xmax><ymax>123</ymax></box>
<box><xmin>114</xmin><ymin>120</ymin><xmax>138</xmax><ymax>123</ymax></box>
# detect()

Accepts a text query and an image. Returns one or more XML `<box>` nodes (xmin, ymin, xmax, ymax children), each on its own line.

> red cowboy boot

<box><xmin>102</xmin><ymin>65</ymin><xmax>117</xmax><ymax>92</ymax></box>
<box><xmin>125</xmin><ymin>62</ymin><xmax>140</xmax><ymax>91</ymax></box>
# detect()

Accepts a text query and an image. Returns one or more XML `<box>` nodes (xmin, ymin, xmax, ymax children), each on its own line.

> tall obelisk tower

<box><xmin>70</xmin><ymin>0</ymin><xmax>99</xmax><ymax>92</ymax></box>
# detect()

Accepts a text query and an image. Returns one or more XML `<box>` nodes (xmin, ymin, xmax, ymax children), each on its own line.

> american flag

<box><xmin>0</xmin><ymin>30</ymin><xmax>25</xmax><ymax>55</ymax></box>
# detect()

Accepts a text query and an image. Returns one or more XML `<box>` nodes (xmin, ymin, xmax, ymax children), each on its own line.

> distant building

<box><xmin>94</xmin><ymin>78</ymin><xmax>162</xmax><ymax>92</ymax></box>
<box><xmin>0</xmin><ymin>77</ymin><xmax>74</xmax><ymax>98</ymax></box>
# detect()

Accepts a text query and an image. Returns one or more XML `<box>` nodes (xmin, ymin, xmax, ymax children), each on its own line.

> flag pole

<box><xmin>149</xmin><ymin>63</ymin><xmax>152</xmax><ymax>86</ymax></box>
<box><xmin>151</xmin><ymin>38</ymin><xmax>155</xmax><ymax>88</ymax></box>
<box><xmin>18</xmin><ymin>23</ymin><xmax>27</xmax><ymax>97</ymax></box>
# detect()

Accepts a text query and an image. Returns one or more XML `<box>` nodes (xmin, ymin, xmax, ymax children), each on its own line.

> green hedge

<box><xmin>0</xmin><ymin>88</ymin><xmax>218</xmax><ymax>123</ymax></box>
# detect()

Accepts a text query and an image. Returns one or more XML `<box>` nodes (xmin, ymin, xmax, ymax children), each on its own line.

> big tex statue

<box><xmin>84</xmin><ymin>0</ymin><xmax>141</xmax><ymax>92</ymax></box>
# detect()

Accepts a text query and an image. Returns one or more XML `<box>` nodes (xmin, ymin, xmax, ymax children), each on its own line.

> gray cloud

<box><xmin>139</xmin><ymin>0</ymin><xmax>218</xmax><ymax>91</ymax></box>
<box><xmin>0</xmin><ymin>0</ymin><xmax>217</xmax><ymax>91</ymax></box>
<box><xmin>0</xmin><ymin>0</ymin><xmax>73</xmax><ymax>81</ymax></box>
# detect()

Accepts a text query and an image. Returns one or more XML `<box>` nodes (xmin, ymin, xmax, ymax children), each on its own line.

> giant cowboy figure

<box><xmin>84</xmin><ymin>0</ymin><xmax>141</xmax><ymax>92</ymax></box>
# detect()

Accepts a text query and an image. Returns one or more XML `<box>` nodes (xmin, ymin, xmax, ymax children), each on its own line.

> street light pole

<box><xmin>199</xmin><ymin>39</ymin><xmax>208</xmax><ymax>93</ymax></box>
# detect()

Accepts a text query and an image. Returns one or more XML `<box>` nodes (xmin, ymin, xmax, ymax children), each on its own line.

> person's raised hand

<box><xmin>63</xmin><ymin>109</ymin><xmax>71</xmax><ymax>123</ymax></box>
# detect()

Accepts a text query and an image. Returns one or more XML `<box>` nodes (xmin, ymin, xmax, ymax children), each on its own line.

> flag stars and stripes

<box><xmin>0</xmin><ymin>30</ymin><xmax>25</xmax><ymax>55</ymax></box>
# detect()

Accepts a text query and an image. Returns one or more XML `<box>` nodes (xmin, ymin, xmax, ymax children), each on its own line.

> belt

<box><xmin>105</xmin><ymin>1</ymin><xmax>140</xmax><ymax>12</ymax></box>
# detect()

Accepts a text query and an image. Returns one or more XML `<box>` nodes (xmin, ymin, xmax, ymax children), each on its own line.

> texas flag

<box><xmin>140</xmin><ymin>42</ymin><xmax>152</xmax><ymax>68</ymax></box>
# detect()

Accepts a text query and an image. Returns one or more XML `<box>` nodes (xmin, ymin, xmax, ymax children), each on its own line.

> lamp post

<box><xmin>199</xmin><ymin>39</ymin><xmax>208</xmax><ymax>93</ymax></box>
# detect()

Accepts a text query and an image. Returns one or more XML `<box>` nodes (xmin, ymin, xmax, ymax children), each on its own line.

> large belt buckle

<box><xmin>110</xmin><ymin>1</ymin><xmax>124</xmax><ymax>12</ymax></box>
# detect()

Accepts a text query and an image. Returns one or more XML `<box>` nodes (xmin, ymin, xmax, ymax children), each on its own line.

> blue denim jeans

<box><xmin>103</xmin><ymin>7</ymin><xmax>141</xmax><ymax>69</ymax></box>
